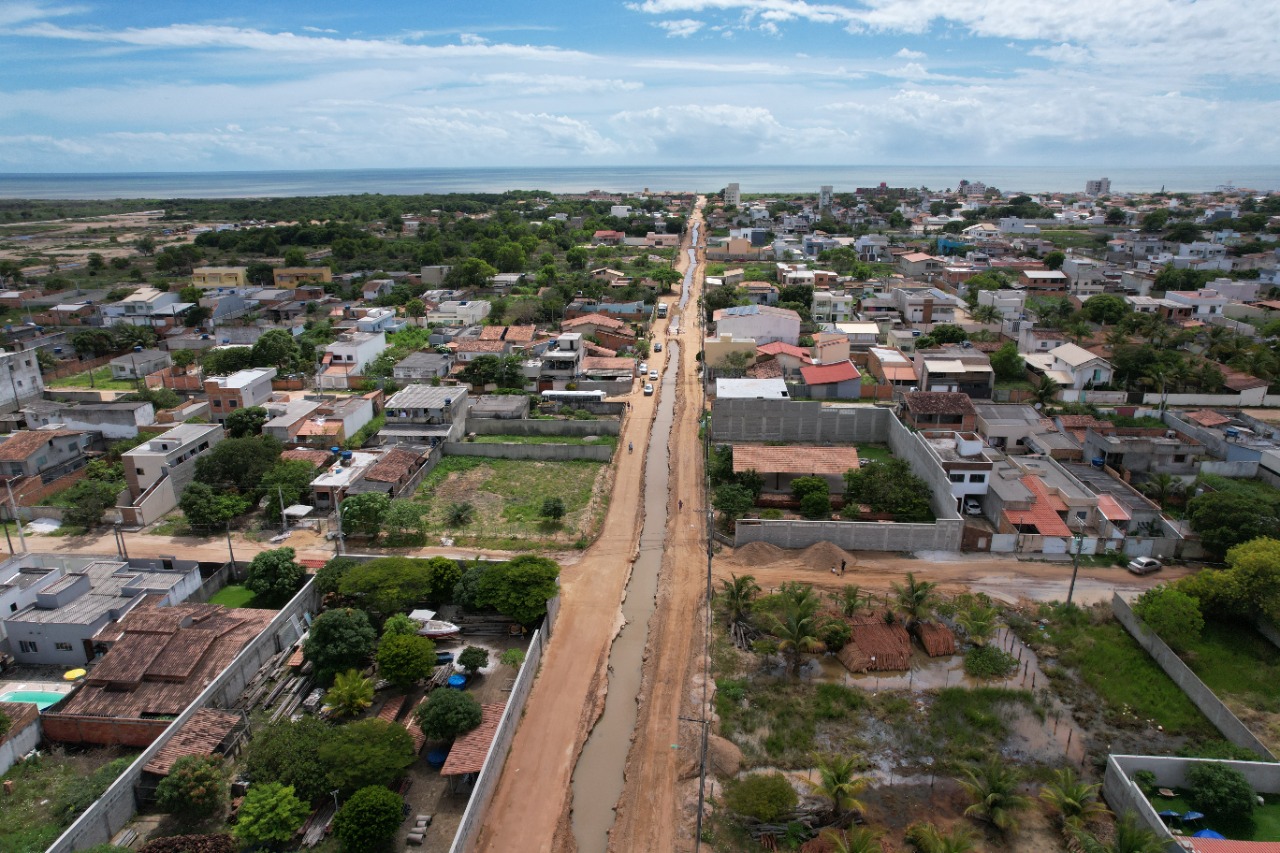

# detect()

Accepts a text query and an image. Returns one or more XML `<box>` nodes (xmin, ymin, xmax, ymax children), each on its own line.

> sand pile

<box><xmin>731</xmin><ymin>541</ymin><xmax>787</xmax><ymax>567</ymax></box>
<box><xmin>800</xmin><ymin>541</ymin><xmax>857</xmax><ymax>571</ymax></box>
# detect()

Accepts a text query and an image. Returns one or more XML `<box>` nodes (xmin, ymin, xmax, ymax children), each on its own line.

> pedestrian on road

<box><xmin>678</xmin><ymin>500</ymin><xmax>683</xmax><ymax>511</ymax></box>
<box><xmin>840</xmin><ymin>559</ymin><xmax>846</xmax><ymax>576</ymax></box>
<box><xmin>831</xmin><ymin>565</ymin><xmax>837</xmax><ymax>575</ymax></box>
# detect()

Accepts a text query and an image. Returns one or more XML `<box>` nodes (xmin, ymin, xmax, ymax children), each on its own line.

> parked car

<box><xmin>963</xmin><ymin>498</ymin><xmax>982</xmax><ymax>516</ymax></box>
<box><xmin>1127</xmin><ymin>556</ymin><xmax>1162</xmax><ymax>575</ymax></box>
<box><xmin>643</xmin><ymin>383</ymin><xmax>654</xmax><ymax>396</ymax></box>
<box><xmin>653</xmin><ymin>342</ymin><xmax>662</xmax><ymax>352</ymax></box>
<box><xmin>638</xmin><ymin>361</ymin><xmax>647</xmax><ymax>374</ymax></box>
<box><xmin>648</xmin><ymin>369</ymin><xmax>658</xmax><ymax>380</ymax></box>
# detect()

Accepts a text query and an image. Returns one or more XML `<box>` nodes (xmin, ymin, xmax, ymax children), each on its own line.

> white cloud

<box><xmin>476</xmin><ymin>73</ymin><xmax>642</xmax><ymax>95</ymax></box>
<box><xmin>1028</xmin><ymin>43</ymin><xmax>1090</xmax><ymax>64</ymax></box>
<box><xmin>894</xmin><ymin>47</ymin><xmax>925</xmax><ymax>59</ymax></box>
<box><xmin>656</xmin><ymin>18</ymin><xmax>704</xmax><ymax>37</ymax></box>
<box><xmin>301</xmin><ymin>26</ymin><xmax>338</xmax><ymax>34</ymax></box>
<box><xmin>0</xmin><ymin>1</ymin><xmax>84</xmax><ymax>27</ymax></box>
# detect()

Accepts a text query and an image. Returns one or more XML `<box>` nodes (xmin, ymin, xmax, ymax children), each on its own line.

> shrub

<box><xmin>817</xmin><ymin>618</ymin><xmax>852</xmax><ymax>652</ymax></box>
<box><xmin>316</xmin><ymin>556</ymin><xmax>358</xmax><ymax>597</ymax></box>
<box><xmin>446</xmin><ymin>501</ymin><xmax>475</xmax><ymax>527</ymax></box>
<box><xmin>319</xmin><ymin>719</ymin><xmax>416</xmax><ymax>796</ymax></box>
<box><xmin>1134</xmin><ymin>585</ymin><xmax>1204</xmax><ymax>651</ymax></box>
<box><xmin>1133</xmin><ymin>770</ymin><xmax>1157</xmax><ymax>792</ymax></box>
<box><xmin>725</xmin><ymin>773</ymin><xmax>798</xmax><ymax>822</ymax></box>
<box><xmin>500</xmin><ymin>648</ymin><xmax>526</xmax><ymax>668</ymax></box>
<box><xmin>458</xmin><ymin>645</ymin><xmax>490</xmax><ymax>674</ymax></box>
<box><xmin>233</xmin><ymin>783</ymin><xmax>310</xmax><ymax>848</ymax></box>
<box><xmin>1188</xmin><ymin>762</ymin><xmax>1255</xmax><ymax>824</ymax></box>
<box><xmin>964</xmin><ymin>645</ymin><xmax>1018</xmax><ymax>679</ymax></box>
<box><xmin>53</xmin><ymin>756</ymin><xmax>134</xmax><ymax>824</ymax></box>
<box><xmin>332</xmin><ymin>786</ymin><xmax>404</xmax><ymax>853</ymax></box>
<box><xmin>304</xmin><ymin>607</ymin><xmax>376</xmax><ymax>685</ymax></box>
<box><xmin>414</xmin><ymin>688</ymin><xmax>483</xmax><ymax>741</ymax></box>
<box><xmin>376</xmin><ymin>633</ymin><xmax>436</xmax><ymax>688</ymax></box>
<box><xmin>243</xmin><ymin>717</ymin><xmax>334</xmax><ymax>803</ymax></box>
<box><xmin>155</xmin><ymin>755</ymin><xmax>226</xmax><ymax>817</ymax></box>
<box><xmin>799</xmin><ymin>490</ymin><xmax>832</xmax><ymax>520</ymax></box>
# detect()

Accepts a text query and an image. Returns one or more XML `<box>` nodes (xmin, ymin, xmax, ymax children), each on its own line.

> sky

<box><xmin>1</xmin><ymin>0</ymin><xmax>1278</xmax><ymax>173</ymax></box>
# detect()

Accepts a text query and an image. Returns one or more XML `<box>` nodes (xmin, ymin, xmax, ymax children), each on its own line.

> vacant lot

<box><xmin>0</xmin><ymin>748</ymin><xmax>136</xmax><ymax>853</ymax></box>
<box><xmin>208</xmin><ymin>584</ymin><xmax>258</xmax><ymax>608</ymax></box>
<box><xmin>415</xmin><ymin>456</ymin><xmax>609</xmax><ymax>549</ymax></box>
<box><xmin>46</xmin><ymin>366</ymin><xmax>136</xmax><ymax>390</ymax></box>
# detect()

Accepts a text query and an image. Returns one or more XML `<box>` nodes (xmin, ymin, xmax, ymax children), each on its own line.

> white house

<box><xmin>427</xmin><ymin>300</ymin><xmax>491</xmax><ymax>326</ymax></box>
<box><xmin>1026</xmin><ymin>343</ymin><xmax>1114</xmax><ymax>390</ymax></box>
<box><xmin>1163</xmin><ymin>288</ymin><xmax>1229</xmax><ymax>318</ymax></box>
<box><xmin>317</xmin><ymin>331</ymin><xmax>387</xmax><ymax>390</ymax></box>
<box><xmin>712</xmin><ymin>304</ymin><xmax>802</xmax><ymax>346</ymax></box>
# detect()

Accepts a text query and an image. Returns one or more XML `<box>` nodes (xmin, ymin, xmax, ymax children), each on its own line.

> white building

<box><xmin>1026</xmin><ymin>343</ymin><xmax>1114</xmax><ymax>390</ymax></box>
<box><xmin>119</xmin><ymin>423</ymin><xmax>224</xmax><ymax>526</ymax></box>
<box><xmin>811</xmin><ymin>291</ymin><xmax>856</xmax><ymax>324</ymax></box>
<box><xmin>725</xmin><ymin>183</ymin><xmax>741</xmax><ymax>207</ymax></box>
<box><xmin>1163</xmin><ymin>288</ymin><xmax>1229</xmax><ymax>318</ymax></box>
<box><xmin>317</xmin><ymin>331</ymin><xmax>387</xmax><ymax>390</ymax></box>
<box><xmin>712</xmin><ymin>304</ymin><xmax>802</xmax><ymax>346</ymax></box>
<box><xmin>427</xmin><ymin>300</ymin><xmax>491</xmax><ymax>326</ymax></box>
<box><xmin>0</xmin><ymin>348</ymin><xmax>45</xmax><ymax>414</ymax></box>
<box><xmin>1085</xmin><ymin>177</ymin><xmax>1111</xmax><ymax>196</ymax></box>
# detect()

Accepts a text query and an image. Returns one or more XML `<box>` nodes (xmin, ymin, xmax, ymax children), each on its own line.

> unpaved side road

<box><xmin>606</xmin><ymin>202</ymin><xmax>709</xmax><ymax>853</ymax></box>
<box><xmin>472</xmin><ymin>213</ymin><xmax>697</xmax><ymax>853</ymax></box>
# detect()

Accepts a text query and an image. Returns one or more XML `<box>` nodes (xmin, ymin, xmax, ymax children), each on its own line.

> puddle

<box><xmin>569</xmin><ymin>342</ymin><xmax>683</xmax><ymax>851</ymax></box>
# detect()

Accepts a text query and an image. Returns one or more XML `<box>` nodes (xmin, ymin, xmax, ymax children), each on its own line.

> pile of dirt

<box><xmin>800</xmin><ymin>541</ymin><xmax>857</xmax><ymax>571</ymax></box>
<box><xmin>707</xmin><ymin>734</ymin><xmax>742</xmax><ymax>777</ymax></box>
<box><xmin>731</xmin><ymin>541</ymin><xmax>788</xmax><ymax>567</ymax></box>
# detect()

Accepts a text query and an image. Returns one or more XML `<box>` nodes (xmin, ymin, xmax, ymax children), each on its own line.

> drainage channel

<box><xmin>569</xmin><ymin>228</ymin><xmax>697</xmax><ymax>852</ymax></box>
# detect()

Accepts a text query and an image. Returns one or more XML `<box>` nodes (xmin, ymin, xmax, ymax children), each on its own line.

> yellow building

<box><xmin>703</xmin><ymin>332</ymin><xmax>758</xmax><ymax>369</ymax></box>
<box><xmin>273</xmin><ymin>267</ymin><xmax>333</xmax><ymax>288</ymax></box>
<box><xmin>191</xmin><ymin>266</ymin><xmax>247</xmax><ymax>288</ymax></box>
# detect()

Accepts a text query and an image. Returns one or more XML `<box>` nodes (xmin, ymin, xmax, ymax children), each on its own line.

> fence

<box><xmin>46</xmin><ymin>577</ymin><xmax>321</xmax><ymax>852</ymax></box>
<box><xmin>448</xmin><ymin>593</ymin><xmax>559</xmax><ymax>853</ymax></box>
<box><xmin>735</xmin><ymin>517</ymin><xmax>964</xmax><ymax>552</ymax></box>
<box><xmin>1111</xmin><ymin>593</ymin><xmax>1275</xmax><ymax>760</ymax></box>
<box><xmin>186</xmin><ymin>562</ymin><xmax>233</xmax><ymax>604</ymax></box>
<box><xmin>443</xmin><ymin>442</ymin><xmax>614</xmax><ymax>462</ymax></box>
<box><xmin>469</xmin><ymin>419</ymin><xmax>621</xmax><ymax>437</ymax></box>
<box><xmin>41</xmin><ymin>354</ymin><xmax>112</xmax><ymax>382</ymax></box>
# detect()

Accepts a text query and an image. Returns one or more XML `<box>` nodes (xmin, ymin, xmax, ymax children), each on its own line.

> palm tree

<box><xmin>768</xmin><ymin>609</ymin><xmax>826</xmax><ymax>675</ymax></box>
<box><xmin>1139</xmin><ymin>473</ymin><xmax>1184</xmax><ymax>508</ymax></box>
<box><xmin>719</xmin><ymin>573</ymin><xmax>760</xmax><ymax>626</ymax></box>
<box><xmin>969</xmin><ymin>304</ymin><xmax>1000</xmax><ymax>325</ymax></box>
<box><xmin>1065</xmin><ymin>319</ymin><xmax>1092</xmax><ymax>345</ymax></box>
<box><xmin>904</xmin><ymin>822</ymin><xmax>979</xmax><ymax>853</ymax></box>
<box><xmin>822</xmin><ymin>826</ymin><xmax>884</xmax><ymax>853</ymax></box>
<box><xmin>1070</xmin><ymin>813</ymin><xmax>1165</xmax><ymax>853</ymax></box>
<box><xmin>833</xmin><ymin>584</ymin><xmax>870</xmax><ymax>618</ymax></box>
<box><xmin>778</xmin><ymin>581</ymin><xmax>821</xmax><ymax>619</ymax></box>
<box><xmin>1031</xmin><ymin>375</ymin><xmax>1060</xmax><ymax>408</ymax></box>
<box><xmin>323</xmin><ymin>669</ymin><xmax>374</xmax><ymax>718</ymax></box>
<box><xmin>957</xmin><ymin>758</ymin><xmax>1033</xmax><ymax>834</ymax></box>
<box><xmin>955</xmin><ymin>602</ymin><xmax>1000</xmax><ymax>646</ymax></box>
<box><xmin>1039</xmin><ymin>767</ymin><xmax>1109</xmax><ymax>828</ymax></box>
<box><xmin>1104</xmin><ymin>326</ymin><xmax>1130</xmax><ymax>351</ymax></box>
<box><xmin>892</xmin><ymin>572</ymin><xmax>939</xmax><ymax>628</ymax></box>
<box><xmin>805</xmin><ymin>754</ymin><xmax>869</xmax><ymax>822</ymax></box>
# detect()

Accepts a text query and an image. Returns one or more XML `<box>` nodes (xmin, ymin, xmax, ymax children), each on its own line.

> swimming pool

<box><xmin>0</xmin><ymin>690</ymin><xmax>67</xmax><ymax>710</ymax></box>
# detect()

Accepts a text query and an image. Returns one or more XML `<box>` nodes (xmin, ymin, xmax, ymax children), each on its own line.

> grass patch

<box><xmin>146</xmin><ymin>513</ymin><xmax>191</xmax><ymax>537</ymax></box>
<box><xmin>1181</xmin><ymin>620</ymin><xmax>1280</xmax><ymax>711</ymax></box>
<box><xmin>1039</xmin><ymin>229</ymin><xmax>1109</xmax><ymax>250</ymax></box>
<box><xmin>470</xmin><ymin>434</ymin><xmax>617</xmax><ymax>446</ymax></box>
<box><xmin>854</xmin><ymin>443</ymin><xmax>893</xmax><ymax>464</ymax></box>
<box><xmin>0</xmin><ymin>750</ymin><xmax>136</xmax><ymax>853</ymax></box>
<box><xmin>208</xmin><ymin>584</ymin><xmax>258</xmax><ymax>608</ymax></box>
<box><xmin>1198</xmin><ymin>473</ymin><xmax>1280</xmax><ymax>504</ymax></box>
<box><xmin>415</xmin><ymin>456</ymin><xmax>608</xmax><ymax>547</ymax></box>
<box><xmin>877</xmin><ymin>686</ymin><xmax>1039</xmax><ymax>772</ymax></box>
<box><xmin>1142</xmin><ymin>789</ymin><xmax>1280</xmax><ymax>842</ymax></box>
<box><xmin>46</xmin><ymin>366</ymin><xmax>137</xmax><ymax>391</ymax></box>
<box><xmin>1026</xmin><ymin>604</ymin><xmax>1213</xmax><ymax>736</ymax></box>
<box><xmin>715</xmin><ymin>678</ymin><xmax>868</xmax><ymax>768</ymax></box>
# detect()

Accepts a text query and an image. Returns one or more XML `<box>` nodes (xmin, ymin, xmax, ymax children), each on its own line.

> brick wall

<box><xmin>40</xmin><ymin>715</ymin><xmax>169</xmax><ymax>747</ymax></box>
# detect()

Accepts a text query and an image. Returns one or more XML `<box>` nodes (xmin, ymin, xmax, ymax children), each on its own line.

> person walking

<box><xmin>840</xmin><ymin>559</ymin><xmax>846</xmax><ymax>576</ymax></box>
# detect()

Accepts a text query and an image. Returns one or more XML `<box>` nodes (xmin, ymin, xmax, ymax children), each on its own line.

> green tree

<box><xmin>457</xmin><ymin>645</ymin><xmax>489</xmax><ymax>675</ymax></box>
<box><xmin>768</xmin><ymin>609</ymin><xmax>825</xmax><ymax>675</ymax></box>
<box><xmin>955</xmin><ymin>600</ymin><xmax>1000</xmax><ymax>646</ymax></box>
<box><xmin>650</xmin><ymin>266</ymin><xmax>682</xmax><ymax>292</ymax></box>
<box><xmin>224</xmin><ymin>405</ymin><xmax>268</xmax><ymax>438</ymax></box>
<box><xmin>376</xmin><ymin>633</ymin><xmax>436</xmax><ymax>689</ymax></box>
<box><xmin>316</xmin><ymin>556</ymin><xmax>358</xmax><ymax>597</ymax></box>
<box><xmin>201</xmin><ymin>346</ymin><xmax>254</xmax><ymax>376</ymax></box>
<box><xmin>893</xmin><ymin>572</ymin><xmax>939</xmax><ymax>629</ymax></box>
<box><xmin>380</xmin><ymin>613</ymin><xmax>417</xmax><ymax>638</ymax></box>
<box><xmin>339</xmin><ymin>556</ymin><xmax>436</xmax><ymax>616</ymax></box>
<box><xmin>989</xmin><ymin>342</ymin><xmax>1025</xmax><ymax>382</ymax></box>
<box><xmin>712</xmin><ymin>483</ymin><xmax>755</xmax><ymax>522</ymax></box>
<box><xmin>320</xmin><ymin>719</ymin><xmax>416</xmax><ymax>795</ymax></box>
<box><xmin>304</xmin><ymin>607</ymin><xmax>377</xmax><ymax>684</ymax></box>
<box><xmin>1139</xmin><ymin>472</ymin><xmax>1184</xmax><ymax>508</ymax></box>
<box><xmin>234</xmin><ymin>782</ymin><xmax>311</xmax><ymax>848</ymax></box>
<box><xmin>501</xmin><ymin>648</ymin><xmax>526</xmax><ymax>668</ymax></box>
<box><xmin>244</xmin><ymin>717</ymin><xmax>334</xmax><ymax>803</ymax></box>
<box><xmin>822</xmin><ymin>827</ymin><xmax>885</xmax><ymax>853</ymax></box>
<box><xmin>958</xmin><ymin>758</ymin><xmax>1032</xmax><ymax>834</ymax></box>
<box><xmin>193</xmin><ymin>435</ymin><xmax>282</xmax><ymax>498</ymax></box>
<box><xmin>341</xmin><ymin>492</ymin><xmax>391</xmax><ymax>538</ymax></box>
<box><xmin>332</xmin><ymin>786</ymin><xmax>404</xmax><ymax>853</ymax></box>
<box><xmin>1031</xmin><ymin>374</ymin><xmax>1060</xmax><ymax>407</ymax></box>
<box><xmin>719</xmin><ymin>573</ymin><xmax>760</xmax><ymax>626</ymax></box>
<box><xmin>155</xmin><ymin>755</ymin><xmax>226</xmax><ymax>818</ymax></box>
<box><xmin>969</xmin><ymin>303</ymin><xmax>1001</xmax><ymax>325</ymax></box>
<box><xmin>834</xmin><ymin>584</ymin><xmax>870</xmax><ymax>618</ymax></box>
<box><xmin>0</xmin><ymin>708</ymin><xmax>9</xmax><ymax>739</ymax></box>
<box><xmin>382</xmin><ymin>499</ymin><xmax>426</xmax><ymax>539</ymax></box>
<box><xmin>1044</xmin><ymin>250</ymin><xmax>1066</xmax><ymax>270</ymax></box>
<box><xmin>804</xmin><ymin>754</ymin><xmax>868</xmax><ymax>822</ymax></box>
<box><xmin>414</xmin><ymin>687</ymin><xmax>483</xmax><ymax>741</ymax></box>
<box><xmin>1039</xmin><ymin>767</ymin><xmax>1108</xmax><ymax>828</ymax></box>
<box><xmin>1081</xmin><ymin>294</ymin><xmax>1130</xmax><ymax>326</ymax></box>
<box><xmin>724</xmin><ymin>773</ymin><xmax>798</xmax><ymax>822</ymax></box>
<box><xmin>62</xmin><ymin>479</ymin><xmax>120</xmax><ymax>529</ymax></box>
<box><xmin>446</xmin><ymin>257</ymin><xmax>499</xmax><ymax>289</ymax></box>
<box><xmin>245</xmin><ymin>547</ymin><xmax>305</xmax><ymax>607</ymax></box>
<box><xmin>540</xmin><ymin>496</ymin><xmax>566</xmax><ymax>524</ymax></box>
<box><xmin>843</xmin><ymin>458</ymin><xmax>932</xmax><ymax>522</ymax></box>
<box><xmin>475</xmin><ymin>555</ymin><xmax>561</xmax><ymax>625</ymax></box>
<box><xmin>259</xmin><ymin>459</ymin><xmax>319</xmax><ymax>525</ymax></box>
<box><xmin>1188</xmin><ymin>762</ymin><xmax>1255</xmax><ymax>824</ymax></box>
<box><xmin>1188</xmin><ymin>491</ymin><xmax>1280</xmax><ymax>559</ymax></box>
<box><xmin>323</xmin><ymin>669</ymin><xmax>374</xmax><ymax>718</ymax></box>
<box><xmin>928</xmin><ymin>324</ymin><xmax>968</xmax><ymax>344</ymax></box>
<box><xmin>1070</xmin><ymin>813</ymin><xmax>1165</xmax><ymax>853</ymax></box>
<box><xmin>133</xmin><ymin>234</ymin><xmax>156</xmax><ymax>256</ymax></box>
<box><xmin>1133</xmin><ymin>585</ymin><xmax>1203</xmax><ymax>651</ymax></box>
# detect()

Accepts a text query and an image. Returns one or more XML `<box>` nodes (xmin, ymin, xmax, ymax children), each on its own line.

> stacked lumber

<box><xmin>915</xmin><ymin>622</ymin><xmax>956</xmax><ymax>657</ymax></box>
<box><xmin>837</xmin><ymin>623</ymin><xmax>910</xmax><ymax>672</ymax></box>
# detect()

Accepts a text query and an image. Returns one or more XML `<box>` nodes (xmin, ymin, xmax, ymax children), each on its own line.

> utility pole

<box><xmin>1066</xmin><ymin>516</ymin><xmax>1085</xmax><ymax>607</ymax></box>
<box><xmin>226</xmin><ymin>521</ymin><xmax>237</xmax><ymax>578</ymax></box>
<box><xmin>5</xmin><ymin>478</ymin><xmax>26</xmax><ymax>554</ymax></box>
<box><xmin>278</xmin><ymin>485</ymin><xmax>287</xmax><ymax>535</ymax></box>
<box><xmin>333</xmin><ymin>501</ymin><xmax>344</xmax><ymax>557</ymax></box>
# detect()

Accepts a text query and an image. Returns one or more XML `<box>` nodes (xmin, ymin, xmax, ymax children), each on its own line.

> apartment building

<box><xmin>317</xmin><ymin>331</ymin><xmax>387</xmax><ymax>390</ymax></box>
<box><xmin>119</xmin><ymin>423</ymin><xmax>224</xmax><ymax>526</ymax></box>
<box><xmin>203</xmin><ymin>367</ymin><xmax>277</xmax><ymax>423</ymax></box>
<box><xmin>191</xmin><ymin>266</ymin><xmax>248</xmax><ymax>288</ymax></box>
<box><xmin>0</xmin><ymin>348</ymin><xmax>45</xmax><ymax>414</ymax></box>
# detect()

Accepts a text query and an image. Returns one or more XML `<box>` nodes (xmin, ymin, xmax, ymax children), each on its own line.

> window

<box><xmin>136</xmin><ymin>468</ymin><xmax>145</xmax><ymax>475</ymax></box>
<box><xmin>949</xmin><ymin>473</ymin><xmax>966</xmax><ymax>483</ymax></box>
<box><xmin>968</xmin><ymin>474</ymin><xmax>986</xmax><ymax>483</ymax></box>
<box><xmin>228</xmin><ymin>400</ymin><xmax>238</xmax><ymax>408</ymax></box>
<box><xmin>55</xmin><ymin>642</ymin><xmax>73</xmax><ymax>651</ymax></box>
<box><xmin>19</xmin><ymin>640</ymin><xmax>37</xmax><ymax>653</ymax></box>
<box><xmin>1173</xmin><ymin>455</ymin><xmax>1186</xmax><ymax>463</ymax></box>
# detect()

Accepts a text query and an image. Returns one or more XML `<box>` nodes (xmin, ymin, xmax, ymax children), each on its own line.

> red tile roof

<box><xmin>800</xmin><ymin>360</ymin><xmax>860</xmax><ymax>385</ymax></box>
<box><xmin>733</xmin><ymin>444</ymin><xmax>859</xmax><ymax>477</ymax></box>
<box><xmin>903</xmin><ymin>392</ymin><xmax>976</xmax><ymax>416</ymax></box>
<box><xmin>562</xmin><ymin>312</ymin><xmax>626</xmax><ymax>331</ymax></box>
<box><xmin>1096</xmin><ymin>495</ymin><xmax>1131</xmax><ymax>521</ymax></box>
<box><xmin>441</xmin><ymin>702</ymin><xmax>504</xmax><ymax>776</ymax></box>
<box><xmin>1185</xmin><ymin>841</ymin><xmax>1280</xmax><ymax>853</ymax></box>
<box><xmin>281</xmin><ymin>448</ymin><xmax>333</xmax><ymax>467</ymax></box>
<box><xmin>1185</xmin><ymin>409</ymin><xmax>1232</xmax><ymax>428</ymax></box>
<box><xmin>364</xmin><ymin>448</ymin><xmax>422</xmax><ymax>483</ymax></box>
<box><xmin>143</xmin><ymin>709</ymin><xmax>239</xmax><ymax>776</ymax></box>
<box><xmin>1003</xmin><ymin>475</ymin><xmax>1070</xmax><ymax>536</ymax></box>
<box><xmin>0</xmin><ymin>429</ymin><xmax>78</xmax><ymax>461</ymax></box>
<box><xmin>756</xmin><ymin>341</ymin><xmax>813</xmax><ymax>363</ymax></box>
<box><xmin>746</xmin><ymin>359</ymin><xmax>783</xmax><ymax>379</ymax></box>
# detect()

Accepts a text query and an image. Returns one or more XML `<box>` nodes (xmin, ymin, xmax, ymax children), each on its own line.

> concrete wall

<box><xmin>735</xmin><ymin>517</ymin><xmax>964</xmax><ymax>552</ymax></box>
<box><xmin>469</xmin><ymin>419</ymin><xmax>621</xmax><ymax>437</ymax></box>
<box><xmin>710</xmin><ymin>398</ymin><xmax>890</xmax><ymax>444</ymax></box>
<box><xmin>443</xmin><ymin>442</ymin><xmax>614</xmax><ymax>462</ymax></box>
<box><xmin>47</xmin><ymin>577</ymin><xmax>320</xmax><ymax>852</ymax></box>
<box><xmin>451</xmin><ymin>594</ymin><xmax>558</xmax><ymax>853</ymax></box>
<box><xmin>1199</xmin><ymin>459</ymin><xmax>1259</xmax><ymax>478</ymax></box>
<box><xmin>1111</xmin><ymin>593</ymin><xmax>1275</xmax><ymax>760</ymax></box>
<box><xmin>0</xmin><ymin>702</ymin><xmax>42</xmax><ymax>777</ymax></box>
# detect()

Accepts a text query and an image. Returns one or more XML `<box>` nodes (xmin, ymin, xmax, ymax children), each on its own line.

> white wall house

<box><xmin>712</xmin><ymin>305</ymin><xmax>802</xmax><ymax>346</ymax></box>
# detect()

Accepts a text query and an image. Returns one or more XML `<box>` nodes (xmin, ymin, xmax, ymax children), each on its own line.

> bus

<box><xmin>540</xmin><ymin>389</ymin><xmax>607</xmax><ymax>404</ymax></box>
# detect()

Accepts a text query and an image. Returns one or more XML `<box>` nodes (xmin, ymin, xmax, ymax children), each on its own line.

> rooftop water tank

<box><xmin>330</xmin><ymin>446</ymin><xmax>341</xmax><ymax>455</ymax></box>
<box><xmin>341</xmin><ymin>450</ymin><xmax>353</xmax><ymax>460</ymax></box>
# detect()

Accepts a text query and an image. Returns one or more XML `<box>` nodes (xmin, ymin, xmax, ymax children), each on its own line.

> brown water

<box><xmin>570</xmin><ymin>339</ymin><xmax>682</xmax><ymax>853</ymax></box>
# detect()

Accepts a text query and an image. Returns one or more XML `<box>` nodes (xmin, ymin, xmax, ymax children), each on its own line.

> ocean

<box><xmin>0</xmin><ymin>165</ymin><xmax>1277</xmax><ymax>200</ymax></box>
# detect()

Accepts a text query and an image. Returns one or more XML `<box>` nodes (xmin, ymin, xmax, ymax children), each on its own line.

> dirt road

<box><xmin>472</xmin><ymin>210</ymin><xmax>700</xmax><ymax>852</ymax></box>
<box><xmin>606</xmin><ymin>203</ymin><xmax>709</xmax><ymax>853</ymax></box>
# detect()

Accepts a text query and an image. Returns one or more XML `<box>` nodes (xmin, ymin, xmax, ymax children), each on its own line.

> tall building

<box><xmin>0</xmin><ymin>348</ymin><xmax>45</xmax><ymax>414</ymax></box>
<box><xmin>819</xmin><ymin>185</ymin><xmax>833</xmax><ymax>209</ymax></box>
<box><xmin>1085</xmin><ymin>177</ymin><xmax>1111</xmax><ymax>196</ymax></box>
<box><xmin>724</xmin><ymin>182</ymin><xmax>741</xmax><ymax>207</ymax></box>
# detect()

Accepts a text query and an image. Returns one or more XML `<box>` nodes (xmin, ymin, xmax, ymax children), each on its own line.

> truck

<box><xmin>656</xmin><ymin>302</ymin><xmax>668</xmax><ymax>319</ymax></box>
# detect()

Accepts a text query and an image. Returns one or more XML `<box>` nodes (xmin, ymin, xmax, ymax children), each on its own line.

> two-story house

<box><xmin>427</xmin><ymin>300</ymin><xmax>491</xmax><ymax>326</ymax></box>
<box><xmin>317</xmin><ymin>332</ymin><xmax>387</xmax><ymax>390</ymax></box>
<box><xmin>811</xmin><ymin>290</ymin><xmax>856</xmax><ymax>323</ymax></box>
<box><xmin>712</xmin><ymin>305</ymin><xmax>802</xmax><ymax>346</ymax></box>
<box><xmin>0</xmin><ymin>429</ymin><xmax>89</xmax><ymax>482</ymax></box>
<box><xmin>914</xmin><ymin>349</ymin><xmax>995</xmax><ymax>398</ymax></box>
<box><xmin>191</xmin><ymin>266</ymin><xmax>248</xmax><ymax>289</ymax></box>
<box><xmin>109</xmin><ymin>349</ymin><xmax>172</xmax><ymax>381</ymax></box>
<box><xmin>273</xmin><ymin>267</ymin><xmax>333</xmax><ymax>288</ymax></box>
<box><xmin>118</xmin><ymin>423</ymin><xmax>224</xmax><ymax>526</ymax></box>
<box><xmin>203</xmin><ymin>367</ymin><xmax>277</xmax><ymax>423</ymax></box>
<box><xmin>393</xmin><ymin>352</ymin><xmax>452</xmax><ymax>381</ymax></box>
<box><xmin>379</xmin><ymin>385</ymin><xmax>469</xmax><ymax>445</ymax></box>
<box><xmin>0</xmin><ymin>349</ymin><xmax>45</xmax><ymax>414</ymax></box>
<box><xmin>1025</xmin><ymin>343</ymin><xmax>1113</xmax><ymax>391</ymax></box>
<box><xmin>536</xmin><ymin>333</ymin><xmax>587</xmax><ymax>383</ymax></box>
<box><xmin>100</xmin><ymin>287</ymin><xmax>192</xmax><ymax>329</ymax></box>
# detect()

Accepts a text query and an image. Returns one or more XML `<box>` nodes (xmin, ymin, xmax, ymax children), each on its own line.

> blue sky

<box><xmin>1</xmin><ymin>0</ymin><xmax>1277</xmax><ymax>172</ymax></box>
